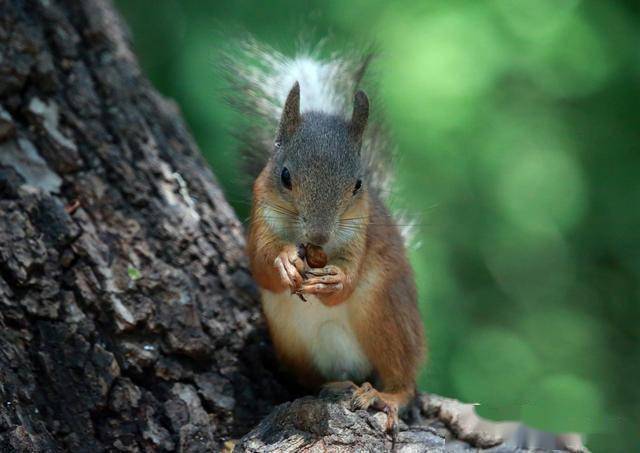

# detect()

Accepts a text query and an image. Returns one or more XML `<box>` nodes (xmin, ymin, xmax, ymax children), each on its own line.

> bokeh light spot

<box><xmin>497</xmin><ymin>148</ymin><xmax>586</xmax><ymax>234</ymax></box>
<box><xmin>380</xmin><ymin>7</ymin><xmax>505</xmax><ymax>132</ymax></box>
<box><xmin>451</xmin><ymin>328</ymin><xmax>540</xmax><ymax>416</ymax></box>
<box><xmin>522</xmin><ymin>374</ymin><xmax>603</xmax><ymax>433</ymax></box>
<box><xmin>484</xmin><ymin>228</ymin><xmax>574</xmax><ymax>302</ymax></box>
<box><xmin>527</xmin><ymin>11</ymin><xmax>616</xmax><ymax>97</ymax></box>
<box><xmin>490</xmin><ymin>0</ymin><xmax>580</xmax><ymax>41</ymax></box>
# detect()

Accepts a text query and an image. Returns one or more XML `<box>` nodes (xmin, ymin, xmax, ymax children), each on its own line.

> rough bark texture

<box><xmin>0</xmin><ymin>1</ymin><xmax>292</xmax><ymax>451</ymax></box>
<box><xmin>235</xmin><ymin>390</ymin><xmax>587</xmax><ymax>452</ymax></box>
<box><xmin>0</xmin><ymin>1</ymin><xmax>582</xmax><ymax>452</ymax></box>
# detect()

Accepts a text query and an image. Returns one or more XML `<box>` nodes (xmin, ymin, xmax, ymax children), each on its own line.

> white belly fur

<box><xmin>262</xmin><ymin>290</ymin><xmax>372</xmax><ymax>382</ymax></box>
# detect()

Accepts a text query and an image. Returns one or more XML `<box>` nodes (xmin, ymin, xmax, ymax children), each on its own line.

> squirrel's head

<box><xmin>261</xmin><ymin>81</ymin><xmax>370</xmax><ymax>251</ymax></box>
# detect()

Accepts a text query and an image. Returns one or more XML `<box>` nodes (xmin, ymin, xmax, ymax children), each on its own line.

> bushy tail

<box><xmin>222</xmin><ymin>40</ymin><xmax>386</xmax><ymax>181</ymax></box>
<box><xmin>221</xmin><ymin>38</ymin><xmax>416</xmax><ymax>245</ymax></box>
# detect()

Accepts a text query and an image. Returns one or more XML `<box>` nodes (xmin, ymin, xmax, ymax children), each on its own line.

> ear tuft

<box><xmin>350</xmin><ymin>90</ymin><xmax>369</xmax><ymax>142</ymax></box>
<box><xmin>276</xmin><ymin>82</ymin><xmax>301</xmax><ymax>142</ymax></box>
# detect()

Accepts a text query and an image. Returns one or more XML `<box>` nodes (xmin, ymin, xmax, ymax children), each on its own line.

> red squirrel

<box><xmin>229</xmin><ymin>45</ymin><xmax>425</xmax><ymax>430</ymax></box>
<box><xmin>224</xmin><ymin>44</ymin><xmax>588</xmax><ymax>452</ymax></box>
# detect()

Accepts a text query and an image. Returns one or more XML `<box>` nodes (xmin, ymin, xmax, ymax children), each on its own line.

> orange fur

<box><xmin>247</xmin><ymin>168</ymin><xmax>289</xmax><ymax>294</ymax></box>
<box><xmin>248</xmin><ymin>164</ymin><xmax>426</xmax><ymax>413</ymax></box>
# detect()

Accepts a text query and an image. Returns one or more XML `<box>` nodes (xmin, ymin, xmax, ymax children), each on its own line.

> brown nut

<box><xmin>305</xmin><ymin>244</ymin><xmax>328</xmax><ymax>268</ymax></box>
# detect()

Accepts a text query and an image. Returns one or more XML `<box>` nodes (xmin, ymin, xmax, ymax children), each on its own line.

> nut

<box><xmin>305</xmin><ymin>244</ymin><xmax>328</xmax><ymax>268</ymax></box>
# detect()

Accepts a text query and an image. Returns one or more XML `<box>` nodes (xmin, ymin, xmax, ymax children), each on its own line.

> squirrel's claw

<box><xmin>305</xmin><ymin>265</ymin><xmax>339</xmax><ymax>276</ymax></box>
<box><xmin>300</xmin><ymin>281</ymin><xmax>344</xmax><ymax>295</ymax></box>
<box><xmin>303</xmin><ymin>273</ymin><xmax>342</xmax><ymax>286</ymax></box>
<box><xmin>299</xmin><ymin>264</ymin><xmax>346</xmax><ymax>298</ymax></box>
<box><xmin>274</xmin><ymin>252</ymin><xmax>303</xmax><ymax>291</ymax></box>
<box><xmin>301</xmin><ymin>265</ymin><xmax>344</xmax><ymax>291</ymax></box>
<box><xmin>351</xmin><ymin>382</ymin><xmax>399</xmax><ymax>433</ymax></box>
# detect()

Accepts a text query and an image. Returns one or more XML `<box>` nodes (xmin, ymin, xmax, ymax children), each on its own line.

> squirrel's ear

<box><xmin>276</xmin><ymin>81</ymin><xmax>301</xmax><ymax>143</ymax></box>
<box><xmin>349</xmin><ymin>90</ymin><xmax>369</xmax><ymax>143</ymax></box>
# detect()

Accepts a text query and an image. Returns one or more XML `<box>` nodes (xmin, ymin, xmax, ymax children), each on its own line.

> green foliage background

<box><xmin>116</xmin><ymin>1</ymin><xmax>639</xmax><ymax>450</ymax></box>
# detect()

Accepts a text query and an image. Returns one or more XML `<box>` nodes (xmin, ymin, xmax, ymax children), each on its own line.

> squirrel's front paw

<box><xmin>300</xmin><ymin>265</ymin><xmax>345</xmax><ymax>295</ymax></box>
<box><xmin>274</xmin><ymin>246</ymin><xmax>305</xmax><ymax>292</ymax></box>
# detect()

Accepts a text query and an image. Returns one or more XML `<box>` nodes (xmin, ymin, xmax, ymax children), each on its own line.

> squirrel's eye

<box><xmin>281</xmin><ymin>167</ymin><xmax>292</xmax><ymax>190</ymax></box>
<box><xmin>353</xmin><ymin>179</ymin><xmax>362</xmax><ymax>195</ymax></box>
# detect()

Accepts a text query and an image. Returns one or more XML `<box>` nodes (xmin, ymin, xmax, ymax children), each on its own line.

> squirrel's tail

<box><xmin>222</xmin><ymin>39</ymin><xmax>388</xmax><ymax>184</ymax></box>
<box><xmin>222</xmin><ymin>38</ymin><xmax>415</xmax><ymax>245</ymax></box>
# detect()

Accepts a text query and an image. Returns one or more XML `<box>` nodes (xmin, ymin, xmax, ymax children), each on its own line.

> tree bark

<box><xmin>0</xmin><ymin>1</ymin><xmax>293</xmax><ymax>450</ymax></box>
<box><xmin>0</xmin><ymin>1</ymin><xmax>582</xmax><ymax>452</ymax></box>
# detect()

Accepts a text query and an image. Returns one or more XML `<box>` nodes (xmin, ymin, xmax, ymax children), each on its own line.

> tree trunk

<box><xmin>0</xmin><ymin>1</ymin><xmax>582</xmax><ymax>452</ymax></box>
<box><xmin>0</xmin><ymin>0</ymin><xmax>293</xmax><ymax>450</ymax></box>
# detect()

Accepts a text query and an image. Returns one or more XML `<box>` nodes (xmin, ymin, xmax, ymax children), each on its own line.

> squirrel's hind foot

<box><xmin>320</xmin><ymin>381</ymin><xmax>400</xmax><ymax>432</ymax></box>
<box><xmin>351</xmin><ymin>382</ymin><xmax>399</xmax><ymax>433</ymax></box>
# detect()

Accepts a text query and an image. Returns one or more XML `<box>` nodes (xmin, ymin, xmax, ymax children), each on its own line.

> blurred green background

<box><xmin>115</xmin><ymin>1</ymin><xmax>639</xmax><ymax>451</ymax></box>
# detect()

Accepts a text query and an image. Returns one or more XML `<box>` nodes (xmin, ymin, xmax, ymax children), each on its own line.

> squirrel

<box><xmin>225</xmin><ymin>41</ymin><xmax>425</xmax><ymax>431</ymax></box>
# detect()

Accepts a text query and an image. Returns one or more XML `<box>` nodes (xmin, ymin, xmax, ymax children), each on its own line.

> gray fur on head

<box><xmin>276</xmin><ymin>82</ymin><xmax>301</xmax><ymax>144</ymax></box>
<box><xmin>349</xmin><ymin>90</ymin><xmax>369</xmax><ymax>143</ymax></box>
<box><xmin>272</xmin><ymin>100</ymin><xmax>365</xmax><ymax>245</ymax></box>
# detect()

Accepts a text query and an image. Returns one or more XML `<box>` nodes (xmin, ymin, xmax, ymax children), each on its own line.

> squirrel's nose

<box><xmin>308</xmin><ymin>232</ymin><xmax>329</xmax><ymax>246</ymax></box>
